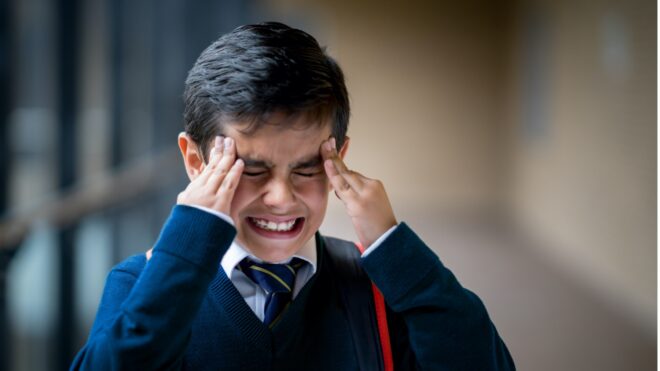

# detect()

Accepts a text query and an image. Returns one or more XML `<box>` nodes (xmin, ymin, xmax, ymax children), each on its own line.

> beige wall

<box><xmin>507</xmin><ymin>0</ymin><xmax>656</xmax><ymax>329</ymax></box>
<box><xmin>264</xmin><ymin>0</ymin><xmax>656</xmax><ymax>330</ymax></box>
<box><xmin>265</xmin><ymin>0</ymin><xmax>510</xmax><ymax>213</ymax></box>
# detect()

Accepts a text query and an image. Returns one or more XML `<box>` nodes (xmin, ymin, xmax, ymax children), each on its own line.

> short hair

<box><xmin>183</xmin><ymin>22</ymin><xmax>350</xmax><ymax>161</ymax></box>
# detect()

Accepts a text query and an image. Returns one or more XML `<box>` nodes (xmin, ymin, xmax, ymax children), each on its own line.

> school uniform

<box><xmin>71</xmin><ymin>205</ymin><xmax>515</xmax><ymax>370</ymax></box>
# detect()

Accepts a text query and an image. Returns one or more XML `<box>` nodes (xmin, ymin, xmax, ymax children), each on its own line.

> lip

<box><xmin>245</xmin><ymin>216</ymin><xmax>305</xmax><ymax>239</ymax></box>
<box><xmin>249</xmin><ymin>215</ymin><xmax>300</xmax><ymax>223</ymax></box>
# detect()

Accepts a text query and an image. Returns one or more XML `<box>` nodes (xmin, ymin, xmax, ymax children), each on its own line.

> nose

<box><xmin>262</xmin><ymin>177</ymin><xmax>297</xmax><ymax>211</ymax></box>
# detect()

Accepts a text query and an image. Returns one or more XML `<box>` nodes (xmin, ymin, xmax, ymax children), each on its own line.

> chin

<box><xmin>246</xmin><ymin>240</ymin><xmax>306</xmax><ymax>263</ymax></box>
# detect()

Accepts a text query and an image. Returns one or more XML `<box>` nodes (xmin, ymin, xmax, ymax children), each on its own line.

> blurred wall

<box><xmin>264</xmin><ymin>0</ymin><xmax>656</xmax><ymax>332</ymax></box>
<box><xmin>4</xmin><ymin>0</ymin><xmax>257</xmax><ymax>369</ymax></box>
<box><xmin>506</xmin><ymin>0</ymin><xmax>656</xmax><ymax>331</ymax></box>
<box><xmin>265</xmin><ymin>0</ymin><xmax>511</xmax><ymax>214</ymax></box>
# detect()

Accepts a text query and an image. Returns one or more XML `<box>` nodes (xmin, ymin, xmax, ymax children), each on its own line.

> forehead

<box><xmin>223</xmin><ymin>113</ymin><xmax>332</xmax><ymax>165</ymax></box>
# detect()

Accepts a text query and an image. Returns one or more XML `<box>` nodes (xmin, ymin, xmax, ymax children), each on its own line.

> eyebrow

<box><xmin>238</xmin><ymin>154</ymin><xmax>322</xmax><ymax>169</ymax></box>
<box><xmin>240</xmin><ymin>157</ymin><xmax>273</xmax><ymax>168</ymax></box>
<box><xmin>290</xmin><ymin>155</ymin><xmax>323</xmax><ymax>169</ymax></box>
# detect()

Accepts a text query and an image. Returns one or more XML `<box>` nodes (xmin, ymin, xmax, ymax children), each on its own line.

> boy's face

<box><xmin>218</xmin><ymin>113</ymin><xmax>345</xmax><ymax>262</ymax></box>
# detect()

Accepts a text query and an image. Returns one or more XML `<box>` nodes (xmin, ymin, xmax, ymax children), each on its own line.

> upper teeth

<box><xmin>251</xmin><ymin>217</ymin><xmax>297</xmax><ymax>232</ymax></box>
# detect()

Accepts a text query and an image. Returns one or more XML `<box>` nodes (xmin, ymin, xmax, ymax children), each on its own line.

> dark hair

<box><xmin>183</xmin><ymin>22</ymin><xmax>350</xmax><ymax>161</ymax></box>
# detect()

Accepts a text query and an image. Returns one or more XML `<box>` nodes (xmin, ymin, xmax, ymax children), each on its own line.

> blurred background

<box><xmin>0</xmin><ymin>0</ymin><xmax>655</xmax><ymax>370</ymax></box>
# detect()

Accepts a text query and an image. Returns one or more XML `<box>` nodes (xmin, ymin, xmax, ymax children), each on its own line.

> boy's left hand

<box><xmin>321</xmin><ymin>138</ymin><xmax>398</xmax><ymax>248</ymax></box>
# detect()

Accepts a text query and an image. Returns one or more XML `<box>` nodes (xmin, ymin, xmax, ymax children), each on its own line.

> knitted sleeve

<box><xmin>70</xmin><ymin>205</ymin><xmax>236</xmax><ymax>371</ymax></box>
<box><xmin>360</xmin><ymin>223</ymin><xmax>516</xmax><ymax>371</ymax></box>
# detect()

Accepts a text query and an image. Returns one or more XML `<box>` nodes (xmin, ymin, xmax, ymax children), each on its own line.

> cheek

<box><xmin>294</xmin><ymin>178</ymin><xmax>330</xmax><ymax>211</ymax></box>
<box><xmin>229</xmin><ymin>181</ymin><xmax>257</xmax><ymax>217</ymax></box>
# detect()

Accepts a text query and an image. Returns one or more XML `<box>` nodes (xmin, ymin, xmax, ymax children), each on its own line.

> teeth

<box><xmin>250</xmin><ymin>217</ymin><xmax>297</xmax><ymax>232</ymax></box>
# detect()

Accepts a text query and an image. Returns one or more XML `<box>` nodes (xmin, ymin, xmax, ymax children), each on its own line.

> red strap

<box><xmin>356</xmin><ymin>243</ymin><xmax>394</xmax><ymax>371</ymax></box>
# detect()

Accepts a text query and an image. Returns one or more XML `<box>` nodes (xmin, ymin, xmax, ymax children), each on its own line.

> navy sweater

<box><xmin>71</xmin><ymin>205</ymin><xmax>515</xmax><ymax>370</ymax></box>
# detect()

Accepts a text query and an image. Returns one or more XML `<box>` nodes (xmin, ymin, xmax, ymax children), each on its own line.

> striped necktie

<box><xmin>238</xmin><ymin>257</ymin><xmax>304</xmax><ymax>327</ymax></box>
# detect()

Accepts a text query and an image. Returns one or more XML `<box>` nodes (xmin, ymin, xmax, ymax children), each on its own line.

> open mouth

<box><xmin>246</xmin><ymin>216</ymin><xmax>305</xmax><ymax>238</ymax></box>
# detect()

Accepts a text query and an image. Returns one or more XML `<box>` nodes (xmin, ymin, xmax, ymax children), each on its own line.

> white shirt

<box><xmin>191</xmin><ymin>205</ymin><xmax>395</xmax><ymax>322</ymax></box>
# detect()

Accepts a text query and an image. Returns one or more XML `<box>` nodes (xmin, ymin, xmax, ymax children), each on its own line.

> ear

<box><xmin>178</xmin><ymin>132</ymin><xmax>205</xmax><ymax>181</ymax></box>
<box><xmin>338</xmin><ymin>136</ymin><xmax>350</xmax><ymax>160</ymax></box>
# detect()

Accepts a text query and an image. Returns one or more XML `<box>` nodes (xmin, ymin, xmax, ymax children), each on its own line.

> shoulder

<box><xmin>322</xmin><ymin>235</ymin><xmax>360</xmax><ymax>256</ymax></box>
<box><xmin>321</xmin><ymin>235</ymin><xmax>361</xmax><ymax>264</ymax></box>
<box><xmin>95</xmin><ymin>254</ymin><xmax>147</xmax><ymax>307</ymax></box>
<box><xmin>320</xmin><ymin>234</ymin><xmax>367</xmax><ymax>280</ymax></box>
<box><xmin>107</xmin><ymin>253</ymin><xmax>147</xmax><ymax>281</ymax></box>
<box><xmin>86</xmin><ymin>254</ymin><xmax>148</xmax><ymax>338</ymax></box>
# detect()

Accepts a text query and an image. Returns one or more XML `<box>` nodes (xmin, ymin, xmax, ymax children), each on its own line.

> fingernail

<box><xmin>330</xmin><ymin>137</ymin><xmax>336</xmax><ymax>149</ymax></box>
<box><xmin>215</xmin><ymin>136</ymin><xmax>223</xmax><ymax>148</ymax></box>
<box><xmin>323</xmin><ymin>141</ymin><xmax>331</xmax><ymax>152</ymax></box>
<box><xmin>224</xmin><ymin>137</ymin><xmax>232</xmax><ymax>148</ymax></box>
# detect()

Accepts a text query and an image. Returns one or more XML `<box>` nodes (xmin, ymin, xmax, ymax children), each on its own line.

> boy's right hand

<box><xmin>176</xmin><ymin>136</ymin><xmax>244</xmax><ymax>216</ymax></box>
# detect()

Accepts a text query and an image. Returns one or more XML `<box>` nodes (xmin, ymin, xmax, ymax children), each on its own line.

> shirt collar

<box><xmin>221</xmin><ymin>236</ymin><xmax>318</xmax><ymax>279</ymax></box>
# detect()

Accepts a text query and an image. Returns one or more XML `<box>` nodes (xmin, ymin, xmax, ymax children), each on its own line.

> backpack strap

<box><xmin>354</xmin><ymin>243</ymin><xmax>394</xmax><ymax>371</ymax></box>
<box><xmin>323</xmin><ymin>237</ymin><xmax>393</xmax><ymax>371</ymax></box>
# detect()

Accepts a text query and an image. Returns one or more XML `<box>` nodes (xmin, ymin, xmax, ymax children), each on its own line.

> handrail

<box><xmin>0</xmin><ymin>146</ymin><xmax>183</xmax><ymax>249</ymax></box>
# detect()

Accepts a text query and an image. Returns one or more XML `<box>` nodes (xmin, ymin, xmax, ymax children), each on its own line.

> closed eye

<box><xmin>294</xmin><ymin>171</ymin><xmax>323</xmax><ymax>178</ymax></box>
<box><xmin>242</xmin><ymin>171</ymin><xmax>267</xmax><ymax>177</ymax></box>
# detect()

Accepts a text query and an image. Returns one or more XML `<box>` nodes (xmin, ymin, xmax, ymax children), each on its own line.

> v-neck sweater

<box><xmin>72</xmin><ymin>205</ymin><xmax>365</xmax><ymax>370</ymax></box>
<box><xmin>71</xmin><ymin>205</ymin><xmax>516</xmax><ymax>370</ymax></box>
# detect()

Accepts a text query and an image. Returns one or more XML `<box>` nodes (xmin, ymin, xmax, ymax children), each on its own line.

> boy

<box><xmin>71</xmin><ymin>22</ymin><xmax>515</xmax><ymax>370</ymax></box>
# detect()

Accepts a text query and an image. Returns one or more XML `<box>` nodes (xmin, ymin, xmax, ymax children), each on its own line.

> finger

<box><xmin>214</xmin><ymin>158</ymin><xmax>244</xmax><ymax>214</ymax></box>
<box><xmin>322</xmin><ymin>139</ymin><xmax>349</xmax><ymax>173</ymax></box>
<box><xmin>217</xmin><ymin>158</ymin><xmax>244</xmax><ymax>195</ymax></box>
<box><xmin>337</xmin><ymin>165</ymin><xmax>365</xmax><ymax>192</ymax></box>
<box><xmin>324</xmin><ymin>159</ymin><xmax>358</xmax><ymax>203</ymax></box>
<box><xmin>322</xmin><ymin>139</ymin><xmax>365</xmax><ymax>192</ymax></box>
<box><xmin>320</xmin><ymin>138</ymin><xmax>334</xmax><ymax>161</ymax></box>
<box><xmin>198</xmin><ymin>136</ymin><xmax>224</xmax><ymax>183</ymax></box>
<box><xmin>206</xmin><ymin>137</ymin><xmax>236</xmax><ymax>190</ymax></box>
